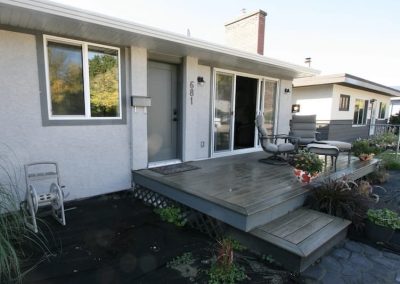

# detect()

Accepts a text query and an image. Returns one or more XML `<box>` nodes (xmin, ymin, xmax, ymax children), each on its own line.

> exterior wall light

<box><xmin>292</xmin><ymin>104</ymin><xmax>300</xmax><ymax>113</ymax></box>
<box><xmin>284</xmin><ymin>88</ymin><xmax>291</xmax><ymax>94</ymax></box>
<box><xmin>197</xmin><ymin>76</ymin><xmax>205</xmax><ymax>86</ymax></box>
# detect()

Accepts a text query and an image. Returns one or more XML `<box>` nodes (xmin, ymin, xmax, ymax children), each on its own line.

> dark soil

<box><xmin>21</xmin><ymin>191</ymin><xmax>298</xmax><ymax>284</ymax></box>
<box><xmin>348</xmin><ymin>170</ymin><xmax>400</xmax><ymax>254</ymax></box>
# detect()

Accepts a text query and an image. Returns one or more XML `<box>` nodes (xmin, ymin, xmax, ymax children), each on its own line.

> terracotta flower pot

<box><xmin>359</xmin><ymin>153</ymin><xmax>374</xmax><ymax>161</ymax></box>
<box><xmin>294</xmin><ymin>169</ymin><xmax>318</xmax><ymax>184</ymax></box>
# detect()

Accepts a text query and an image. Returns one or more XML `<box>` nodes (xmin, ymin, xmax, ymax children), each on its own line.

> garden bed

<box><xmin>22</xmin><ymin>191</ymin><xmax>298</xmax><ymax>284</ymax></box>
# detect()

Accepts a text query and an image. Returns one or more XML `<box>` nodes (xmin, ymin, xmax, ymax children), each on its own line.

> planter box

<box><xmin>365</xmin><ymin>220</ymin><xmax>400</xmax><ymax>245</ymax></box>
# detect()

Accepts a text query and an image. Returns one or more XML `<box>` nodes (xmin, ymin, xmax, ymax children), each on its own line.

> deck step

<box><xmin>229</xmin><ymin>208</ymin><xmax>351</xmax><ymax>272</ymax></box>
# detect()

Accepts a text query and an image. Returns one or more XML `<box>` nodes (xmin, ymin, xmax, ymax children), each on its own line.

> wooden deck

<box><xmin>133</xmin><ymin>151</ymin><xmax>379</xmax><ymax>272</ymax></box>
<box><xmin>132</xmin><ymin>151</ymin><xmax>379</xmax><ymax>232</ymax></box>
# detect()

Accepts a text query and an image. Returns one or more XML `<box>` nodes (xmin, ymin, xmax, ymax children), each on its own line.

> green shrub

<box><xmin>208</xmin><ymin>262</ymin><xmax>246</xmax><ymax>284</ymax></box>
<box><xmin>367</xmin><ymin>209</ymin><xmax>400</xmax><ymax>230</ymax></box>
<box><xmin>352</xmin><ymin>139</ymin><xmax>380</xmax><ymax>156</ymax></box>
<box><xmin>154</xmin><ymin>206</ymin><xmax>186</xmax><ymax>227</ymax></box>
<box><xmin>389</xmin><ymin>111</ymin><xmax>400</xmax><ymax>125</ymax></box>
<box><xmin>167</xmin><ymin>252</ymin><xmax>194</xmax><ymax>269</ymax></box>
<box><xmin>370</xmin><ymin>133</ymin><xmax>398</xmax><ymax>150</ymax></box>
<box><xmin>377</xmin><ymin>150</ymin><xmax>400</xmax><ymax>170</ymax></box>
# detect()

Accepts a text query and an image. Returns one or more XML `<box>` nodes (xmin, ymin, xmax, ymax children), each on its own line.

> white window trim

<box><xmin>378</xmin><ymin>102</ymin><xmax>387</xmax><ymax>119</ymax></box>
<box><xmin>43</xmin><ymin>35</ymin><xmax>122</xmax><ymax>120</ymax></box>
<box><xmin>352</xmin><ymin>98</ymin><xmax>368</xmax><ymax>126</ymax></box>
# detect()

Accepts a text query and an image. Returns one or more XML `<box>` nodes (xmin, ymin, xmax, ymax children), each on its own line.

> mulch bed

<box><xmin>21</xmin><ymin>191</ymin><xmax>298</xmax><ymax>284</ymax></box>
<box><xmin>348</xmin><ymin>170</ymin><xmax>400</xmax><ymax>254</ymax></box>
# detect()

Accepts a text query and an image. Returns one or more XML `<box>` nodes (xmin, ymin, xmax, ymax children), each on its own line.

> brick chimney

<box><xmin>225</xmin><ymin>10</ymin><xmax>267</xmax><ymax>55</ymax></box>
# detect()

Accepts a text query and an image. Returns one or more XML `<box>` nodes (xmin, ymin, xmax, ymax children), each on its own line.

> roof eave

<box><xmin>294</xmin><ymin>74</ymin><xmax>400</xmax><ymax>97</ymax></box>
<box><xmin>0</xmin><ymin>0</ymin><xmax>319</xmax><ymax>79</ymax></box>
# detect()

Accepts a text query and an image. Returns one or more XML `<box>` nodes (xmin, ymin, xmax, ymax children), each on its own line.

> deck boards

<box><xmin>251</xmin><ymin>208</ymin><xmax>350</xmax><ymax>257</ymax></box>
<box><xmin>133</xmin><ymin>151</ymin><xmax>379</xmax><ymax>231</ymax></box>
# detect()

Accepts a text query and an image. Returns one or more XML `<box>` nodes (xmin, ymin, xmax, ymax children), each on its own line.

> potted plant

<box><xmin>352</xmin><ymin>139</ymin><xmax>378</xmax><ymax>161</ymax></box>
<box><xmin>293</xmin><ymin>150</ymin><xmax>323</xmax><ymax>183</ymax></box>
<box><xmin>365</xmin><ymin>208</ymin><xmax>400</xmax><ymax>243</ymax></box>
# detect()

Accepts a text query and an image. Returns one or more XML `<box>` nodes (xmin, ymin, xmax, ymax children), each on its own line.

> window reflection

<box><xmin>88</xmin><ymin>47</ymin><xmax>120</xmax><ymax>117</ymax></box>
<box><xmin>48</xmin><ymin>42</ymin><xmax>85</xmax><ymax>115</ymax></box>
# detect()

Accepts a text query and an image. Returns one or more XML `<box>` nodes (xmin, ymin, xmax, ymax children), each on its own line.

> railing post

<box><xmin>397</xmin><ymin>125</ymin><xmax>400</xmax><ymax>158</ymax></box>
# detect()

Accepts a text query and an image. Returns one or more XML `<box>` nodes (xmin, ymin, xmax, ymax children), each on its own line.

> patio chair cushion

<box><xmin>307</xmin><ymin>143</ymin><xmax>340</xmax><ymax>156</ymax></box>
<box><xmin>265</xmin><ymin>142</ymin><xmax>295</xmax><ymax>153</ymax></box>
<box><xmin>317</xmin><ymin>140</ymin><xmax>352</xmax><ymax>151</ymax></box>
<box><xmin>289</xmin><ymin>115</ymin><xmax>318</xmax><ymax>146</ymax></box>
<box><xmin>256</xmin><ymin>115</ymin><xmax>268</xmax><ymax>137</ymax></box>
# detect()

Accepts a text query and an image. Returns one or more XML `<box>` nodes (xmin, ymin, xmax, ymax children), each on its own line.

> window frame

<box><xmin>352</xmin><ymin>98</ymin><xmax>368</xmax><ymax>126</ymax></box>
<box><xmin>43</xmin><ymin>35</ymin><xmax>122</xmax><ymax>120</ymax></box>
<box><xmin>339</xmin><ymin>94</ymin><xmax>350</xmax><ymax>111</ymax></box>
<box><xmin>378</xmin><ymin>102</ymin><xmax>387</xmax><ymax>119</ymax></box>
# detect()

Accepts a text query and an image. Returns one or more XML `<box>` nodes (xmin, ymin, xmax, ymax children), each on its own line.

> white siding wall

<box><xmin>130</xmin><ymin>46</ymin><xmax>148</xmax><ymax>170</ymax></box>
<box><xmin>276</xmin><ymin>80</ymin><xmax>294</xmax><ymax>134</ymax></box>
<box><xmin>292</xmin><ymin>85</ymin><xmax>333</xmax><ymax>121</ymax></box>
<box><xmin>0</xmin><ymin>30</ymin><xmax>131</xmax><ymax>200</ymax></box>
<box><xmin>332</xmin><ymin>85</ymin><xmax>391</xmax><ymax>120</ymax></box>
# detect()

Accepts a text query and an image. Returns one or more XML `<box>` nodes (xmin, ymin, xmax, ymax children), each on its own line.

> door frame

<box><xmin>147</xmin><ymin>60</ymin><xmax>183</xmax><ymax>167</ymax></box>
<box><xmin>210</xmin><ymin>68</ymin><xmax>280</xmax><ymax>158</ymax></box>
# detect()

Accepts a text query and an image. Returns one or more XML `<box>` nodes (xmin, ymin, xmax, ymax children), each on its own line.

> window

<box><xmin>339</xmin><ymin>94</ymin><xmax>350</xmax><ymax>111</ymax></box>
<box><xmin>353</xmin><ymin>99</ymin><xmax>368</xmax><ymax>125</ymax></box>
<box><xmin>44</xmin><ymin>36</ymin><xmax>121</xmax><ymax>119</ymax></box>
<box><xmin>378</xmin><ymin>102</ymin><xmax>387</xmax><ymax>119</ymax></box>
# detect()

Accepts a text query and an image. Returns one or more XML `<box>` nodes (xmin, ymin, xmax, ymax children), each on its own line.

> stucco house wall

<box><xmin>0</xmin><ymin>30</ymin><xmax>132</xmax><ymax>200</ymax></box>
<box><xmin>0</xmin><ymin>0</ymin><xmax>319</xmax><ymax>200</ymax></box>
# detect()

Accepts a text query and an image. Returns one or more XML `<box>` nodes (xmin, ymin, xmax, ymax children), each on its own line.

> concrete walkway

<box><xmin>302</xmin><ymin>240</ymin><xmax>400</xmax><ymax>283</ymax></box>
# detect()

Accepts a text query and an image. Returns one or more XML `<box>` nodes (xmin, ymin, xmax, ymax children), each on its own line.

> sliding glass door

<box><xmin>213</xmin><ymin>71</ymin><xmax>263</xmax><ymax>154</ymax></box>
<box><xmin>214</xmin><ymin>73</ymin><xmax>234</xmax><ymax>152</ymax></box>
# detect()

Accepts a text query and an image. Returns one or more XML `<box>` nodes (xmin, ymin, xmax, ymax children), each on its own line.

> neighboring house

<box><xmin>0</xmin><ymin>1</ymin><xmax>318</xmax><ymax>201</ymax></box>
<box><xmin>292</xmin><ymin>74</ymin><xmax>400</xmax><ymax>142</ymax></box>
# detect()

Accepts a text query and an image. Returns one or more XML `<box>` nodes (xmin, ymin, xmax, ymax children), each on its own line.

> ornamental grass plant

<box><xmin>0</xmin><ymin>145</ymin><xmax>52</xmax><ymax>283</ymax></box>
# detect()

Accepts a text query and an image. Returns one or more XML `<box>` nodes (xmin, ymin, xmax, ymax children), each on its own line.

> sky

<box><xmin>51</xmin><ymin>0</ymin><xmax>400</xmax><ymax>87</ymax></box>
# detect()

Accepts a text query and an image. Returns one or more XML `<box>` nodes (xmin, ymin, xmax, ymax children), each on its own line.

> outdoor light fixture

<box><xmin>370</xmin><ymin>99</ymin><xmax>377</xmax><ymax>104</ymax></box>
<box><xmin>292</xmin><ymin>104</ymin><xmax>300</xmax><ymax>113</ymax></box>
<box><xmin>197</xmin><ymin>76</ymin><xmax>205</xmax><ymax>86</ymax></box>
<box><xmin>284</xmin><ymin>88</ymin><xmax>291</xmax><ymax>94</ymax></box>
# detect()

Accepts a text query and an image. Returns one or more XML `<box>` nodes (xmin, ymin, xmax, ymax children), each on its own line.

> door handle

<box><xmin>173</xmin><ymin>109</ymin><xmax>178</xmax><ymax>121</ymax></box>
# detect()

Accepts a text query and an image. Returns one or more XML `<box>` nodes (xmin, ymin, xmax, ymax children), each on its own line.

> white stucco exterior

<box><xmin>0</xmin><ymin>30</ymin><xmax>131</xmax><ymax>200</ymax></box>
<box><xmin>0</xmin><ymin>0</ymin><xmax>317</xmax><ymax>200</ymax></box>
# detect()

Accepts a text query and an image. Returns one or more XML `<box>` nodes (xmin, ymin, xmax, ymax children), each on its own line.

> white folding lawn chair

<box><xmin>23</xmin><ymin>162</ymin><xmax>66</xmax><ymax>233</ymax></box>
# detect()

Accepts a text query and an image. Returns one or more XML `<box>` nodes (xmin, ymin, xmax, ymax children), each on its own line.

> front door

<box><xmin>147</xmin><ymin>61</ymin><xmax>179</xmax><ymax>163</ymax></box>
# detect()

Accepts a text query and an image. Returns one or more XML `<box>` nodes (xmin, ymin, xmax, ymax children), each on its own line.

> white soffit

<box><xmin>294</xmin><ymin>74</ymin><xmax>400</xmax><ymax>97</ymax></box>
<box><xmin>0</xmin><ymin>0</ymin><xmax>319</xmax><ymax>79</ymax></box>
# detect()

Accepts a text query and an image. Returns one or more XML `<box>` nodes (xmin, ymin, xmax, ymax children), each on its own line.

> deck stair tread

<box><xmin>250</xmin><ymin>208</ymin><xmax>351</xmax><ymax>257</ymax></box>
